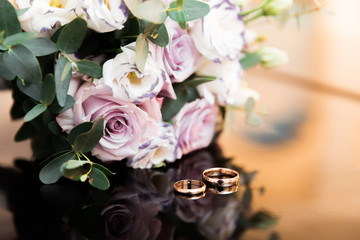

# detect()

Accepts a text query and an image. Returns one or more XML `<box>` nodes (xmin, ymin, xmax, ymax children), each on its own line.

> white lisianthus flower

<box><xmin>196</xmin><ymin>58</ymin><xmax>243</xmax><ymax>106</ymax></box>
<box><xmin>15</xmin><ymin>0</ymin><xmax>80</xmax><ymax>36</ymax></box>
<box><xmin>257</xmin><ymin>46</ymin><xmax>288</xmax><ymax>68</ymax></box>
<box><xmin>127</xmin><ymin>122</ymin><xmax>180</xmax><ymax>169</ymax></box>
<box><xmin>189</xmin><ymin>0</ymin><xmax>245</xmax><ymax>63</ymax></box>
<box><xmin>79</xmin><ymin>0</ymin><xmax>128</xmax><ymax>33</ymax></box>
<box><xmin>263</xmin><ymin>0</ymin><xmax>293</xmax><ymax>16</ymax></box>
<box><xmin>103</xmin><ymin>42</ymin><xmax>169</xmax><ymax>104</ymax></box>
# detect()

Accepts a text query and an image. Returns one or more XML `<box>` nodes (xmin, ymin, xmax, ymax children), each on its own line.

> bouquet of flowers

<box><xmin>0</xmin><ymin>0</ymin><xmax>300</xmax><ymax>190</ymax></box>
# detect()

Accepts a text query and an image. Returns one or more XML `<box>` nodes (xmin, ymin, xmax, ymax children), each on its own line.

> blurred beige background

<box><xmin>0</xmin><ymin>0</ymin><xmax>360</xmax><ymax>239</ymax></box>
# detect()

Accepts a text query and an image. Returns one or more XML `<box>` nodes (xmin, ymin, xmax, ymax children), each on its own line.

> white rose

<box><xmin>196</xmin><ymin>58</ymin><xmax>243</xmax><ymax>106</ymax></box>
<box><xmin>79</xmin><ymin>0</ymin><xmax>128</xmax><ymax>33</ymax></box>
<box><xmin>15</xmin><ymin>0</ymin><xmax>80</xmax><ymax>36</ymax></box>
<box><xmin>189</xmin><ymin>0</ymin><xmax>245</xmax><ymax>62</ymax></box>
<box><xmin>103</xmin><ymin>42</ymin><xmax>169</xmax><ymax>104</ymax></box>
<box><xmin>127</xmin><ymin>122</ymin><xmax>180</xmax><ymax>169</ymax></box>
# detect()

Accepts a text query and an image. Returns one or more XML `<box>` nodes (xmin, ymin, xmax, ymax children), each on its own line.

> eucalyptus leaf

<box><xmin>93</xmin><ymin>163</ymin><xmax>114</xmax><ymax>177</ymax></box>
<box><xmin>4</xmin><ymin>44</ymin><xmax>42</xmax><ymax>83</ymax></box>
<box><xmin>39</xmin><ymin>151</ymin><xmax>75</xmax><ymax>184</ymax></box>
<box><xmin>3</xmin><ymin>32</ymin><xmax>36</xmax><ymax>47</ymax></box>
<box><xmin>76</xmin><ymin>60</ymin><xmax>102</xmax><ymax>79</ymax></box>
<box><xmin>40</xmin><ymin>74</ymin><xmax>56</xmax><ymax>105</ymax></box>
<box><xmin>240</xmin><ymin>52</ymin><xmax>262</xmax><ymax>70</ymax></box>
<box><xmin>0</xmin><ymin>53</ymin><xmax>15</xmax><ymax>80</ymax></box>
<box><xmin>123</xmin><ymin>0</ymin><xmax>142</xmax><ymax>18</ymax></box>
<box><xmin>184</xmin><ymin>75</ymin><xmax>217</xmax><ymax>86</ymax></box>
<box><xmin>182</xmin><ymin>0</ymin><xmax>210</xmax><ymax>21</ymax></box>
<box><xmin>62</xmin><ymin>160</ymin><xmax>88</xmax><ymax>170</ymax></box>
<box><xmin>16</xmin><ymin>7</ymin><xmax>29</xmax><ymax>16</ymax></box>
<box><xmin>56</xmin><ymin>17</ymin><xmax>87</xmax><ymax>54</ymax></box>
<box><xmin>23</xmin><ymin>38</ymin><xmax>57</xmax><ymax>56</ymax></box>
<box><xmin>14</xmin><ymin>122</ymin><xmax>36</xmax><ymax>142</ymax></box>
<box><xmin>88</xmin><ymin>167</ymin><xmax>110</xmax><ymax>190</ymax></box>
<box><xmin>145</xmin><ymin>23</ymin><xmax>169</xmax><ymax>47</ymax></box>
<box><xmin>16</xmin><ymin>78</ymin><xmax>41</xmax><ymax>102</ymax></box>
<box><xmin>24</xmin><ymin>103</ymin><xmax>47</xmax><ymax>122</ymax></box>
<box><xmin>135</xmin><ymin>33</ymin><xmax>149</xmax><ymax>73</ymax></box>
<box><xmin>50</xmin><ymin>95</ymin><xmax>75</xmax><ymax>113</ymax></box>
<box><xmin>60</xmin><ymin>160</ymin><xmax>91</xmax><ymax>181</ymax></box>
<box><xmin>48</xmin><ymin>121</ymin><xmax>62</xmax><ymax>135</ymax></box>
<box><xmin>137</xmin><ymin>0</ymin><xmax>167</xmax><ymax>24</ymax></box>
<box><xmin>0</xmin><ymin>0</ymin><xmax>21</xmax><ymax>37</ymax></box>
<box><xmin>68</xmin><ymin>122</ymin><xmax>93</xmax><ymax>145</ymax></box>
<box><xmin>168</xmin><ymin>6</ymin><xmax>186</xmax><ymax>29</ymax></box>
<box><xmin>73</xmin><ymin>118</ymin><xmax>104</xmax><ymax>153</ymax></box>
<box><xmin>54</xmin><ymin>56</ymin><xmax>72</xmax><ymax>107</ymax></box>
<box><xmin>161</xmin><ymin>84</ymin><xmax>188</xmax><ymax>121</ymax></box>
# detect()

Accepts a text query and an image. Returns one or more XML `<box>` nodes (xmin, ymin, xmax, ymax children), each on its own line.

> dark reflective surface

<box><xmin>0</xmin><ymin>145</ymin><xmax>276</xmax><ymax>240</ymax></box>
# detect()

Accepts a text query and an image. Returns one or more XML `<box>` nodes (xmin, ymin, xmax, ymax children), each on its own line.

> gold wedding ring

<box><xmin>202</xmin><ymin>167</ymin><xmax>239</xmax><ymax>187</ymax></box>
<box><xmin>207</xmin><ymin>184</ymin><xmax>239</xmax><ymax>195</ymax></box>
<box><xmin>173</xmin><ymin>179</ymin><xmax>206</xmax><ymax>199</ymax></box>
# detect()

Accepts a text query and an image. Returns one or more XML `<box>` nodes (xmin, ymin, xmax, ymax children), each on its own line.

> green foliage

<box><xmin>0</xmin><ymin>0</ymin><xmax>21</xmax><ymax>37</ymax></box>
<box><xmin>40</xmin><ymin>74</ymin><xmax>56</xmax><ymax>105</ymax></box>
<box><xmin>56</xmin><ymin>17</ymin><xmax>87</xmax><ymax>54</ymax></box>
<box><xmin>0</xmin><ymin>53</ymin><xmax>15</xmax><ymax>80</ymax></box>
<box><xmin>144</xmin><ymin>22</ymin><xmax>169</xmax><ymax>47</ymax></box>
<box><xmin>14</xmin><ymin>122</ymin><xmax>36</xmax><ymax>141</ymax></box>
<box><xmin>54</xmin><ymin>56</ymin><xmax>72</xmax><ymax>107</ymax></box>
<box><xmin>16</xmin><ymin>78</ymin><xmax>41</xmax><ymax>101</ymax></box>
<box><xmin>93</xmin><ymin>163</ymin><xmax>114</xmax><ymax>177</ymax></box>
<box><xmin>76</xmin><ymin>60</ymin><xmax>102</xmax><ymax>79</ymax></box>
<box><xmin>3</xmin><ymin>44</ymin><xmax>42</xmax><ymax>83</ymax></box>
<box><xmin>2</xmin><ymin>32</ymin><xmax>36</xmax><ymax>47</ymax></box>
<box><xmin>68</xmin><ymin>122</ymin><xmax>93</xmax><ymax>145</ymax></box>
<box><xmin>50</xmin><ymin>95</ymin><xmax>75</xmax><ymax>113</ymax></box>
<box><xmin>39</xmin><ymin>151</ymin><xmax>75</xmax><ymax>184</ymax></box>
<box><xmin>88</xmin><ymin>167</ymin><xmax>110</xmax><ymax>191</ymax></box>
<box><xmin>135</xmin><ymin>33</ymin><xmax>149</xmax><ymax>73</ymax></box>
<box><xmin>16</xmin><ymin>7</ymin><xmax>29</xmax><ymax>16</ymax></box>
<box><xmin>240</xmin><ymin>52</ymin><xmax>262</xmax><ymax>69</ymax></box>
<box><xmin>60</xmin><ymin>160</ymin><xmax>91</xmax><ymax>181</ymax></box>
<box><xmin>73</xmin><ymin>118</ymin><xmax>104</xmax><ymax>153</ymax></box>
<box><xmin>24</xmin><ymin>103</ymin><xmax>47</xmax><ymax>122</ymax></box>
<box><xmin>23</xmin><ymin>38</ymin><xmax>57</xmax><ymax>56</ymax></box>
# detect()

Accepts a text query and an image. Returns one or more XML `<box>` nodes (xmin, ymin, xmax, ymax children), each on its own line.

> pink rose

<box><xmin>163</xmin><ymin>19</ymin><xmax>200</xmax><ymax>83</ymax></box>
<box><xmin>56</xmin><ymin>78</ymin><xmax>158</xmax><ymax>161</ymax></box>
<box><xmin>172</xmin><ymin>99</ymin><xmax>218</xmax><ymax>157</ymax></box>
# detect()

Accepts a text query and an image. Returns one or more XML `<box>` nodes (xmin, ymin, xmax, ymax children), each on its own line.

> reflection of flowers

<box><xmin>174</xmin><ymin>150</ymin><xmax>214</xmax><ymax>222</ymax></box>
<box><xmin>198</xmin><ymin>196</ymin><xmax>239</xmax><ymax>240</ymax></box>
<box><xmin>102</xmin><ymin>187</ymin><xmax>161</xmax><ymax>240</ymax></box>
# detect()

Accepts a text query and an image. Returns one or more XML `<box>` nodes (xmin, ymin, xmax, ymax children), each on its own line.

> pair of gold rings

<box><xmin>174</xmin><ymin>167</ymin><xmax>239</xmax><ymax>199</ymax></box>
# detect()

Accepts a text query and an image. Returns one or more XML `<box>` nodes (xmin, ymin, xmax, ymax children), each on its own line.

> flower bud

<box><xmin>257</xmin><ymin>46</ymin><xmax>288</xmax><ymax>68</ymax></box>
<box><xmin>263</xmin><ymin>0</ymin><xmax>293</xmax><ymax>16</ymax></box>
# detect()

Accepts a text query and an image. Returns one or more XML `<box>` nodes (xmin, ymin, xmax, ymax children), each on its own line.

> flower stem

<box><xmin>244</xmin><ymin>12</ymin><xmax>264</xmax><ymax>23</ymax></box>
<box><xmin>239</xmin><ymin>0</ymin><xmax>271</xmax><ymax>16</ymax></box>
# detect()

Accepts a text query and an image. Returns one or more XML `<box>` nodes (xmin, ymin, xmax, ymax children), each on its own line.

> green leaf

<box><xmin>0</xmin><ymin>0</ymin><xmax>21</xmax><ymax>37</ymax></box>
<box><xmin>54</xmin><ymin>56</ymin><xmax>72</xmax><ymax>107</ymax></box>
<box><xmin>137</xmin><ymin>0</ymin><xmax>167</xmax><ymax>24</ymax></box>
<box><xmin>39</xmin><ymin>151</ymin><xmax>75</xmax><ymax>184</ymax></box>
<box><xmin>50</xmin><ymin>95</ymin><xmax>75</xmax><ymax>113</ymax></box>
<box><xmin>16</xmin><ymin>78</ymin><xmax>41</xmax><ymax>102</ymax></box>
<box><xmin>60</xmin><ymin>160</ymin><xmax>91</xmax><ymax>181</ymax></box>
<box><xmin>168</xmin><ymin>6</ymin><xmax>186</xmax><ymax>29</ymax></box>
<box><xmin>23</xmin><ymin>38</ymin><xmax>57</xmax><ymax>56</ymax></box>
<box><xmin>73</xmin><ymin>118</ymin><xmax>104</xmax><ymax>153</ymax></box>
<box><xmin>161</xmin><ymin>84</ymin><xmax>188</xmax><ymax>121</ymax></box>
<box><xmin>176</xmin><ymin>0</ymin><xmax>184</xmax><ymax>7</ymax></box>
<box><xmin>76</xmin><ymin>60</ymin><xmax>102</xmax><ymax>79</ymax></box>
<box><xmin>3</xmin><ymin>44</ymin><xmax>42</xmax><ymax>83</ymax></box>
<box><xmin>123</xmin><ymin>0</ymin><xmax>142</xmax><ymax>18</ymax></box>
<box><xmin>249</xmin><ymin>211</ymin><xmax>278</xmax><ymax>229</ymax></box>
<box><xmin>68</xmin><ymin>122</ymin><xmax>93</xmax><ymax>145</ymax></box>
<box><xmin>14</xmin><ymin>122</ymin><xmax>36</xmax><ymax>141</ymax></box>
<box><xmin>24</xmin><ymin>103</ymin><xmax>47</xmax><ymax>122</ymax></box>
<box><xmin>0</xmin><ymin>53</ymin><xmax>15</xmax><ymax>80</ymax></box>
<box><xmin>16</xmin><ymin>7</ymin><xmax>29</xmax><ymax>16</ymax></box>
<box><xmin>145</xmin><ymin>23</ymin><xmax>169</xmax><ymax>47</ymax></box>
<box><xmin>182</xmin><ymin>0</ymin><xmax>210</xmax><ymax>21</ymax></box>
<box><xmin>48</xmin><ymin>121</ymin><xmax>62</xmax><ymax>135</ymax></box>
<box><xmin>184</xmin><ymin>75</ymin><xmax>217</xmax><ymax>87</ymax></box>
<box><xmin>88</xmin><ymin>167</ymin><xmax>110</xmax><ymax>190</ymax></box>
<box><xmin>135</xmin><ymin>33</ymin><xmax>149</xmax><ymax>73</ymax></box>
<box><xmin>93</xmin><ymin>163</ymin><xmax>114</xmax><ymax>177</ymax></box>
<box><xmin>40</xmin><ymin>74</ymin><xmax>56</xmax><ymax>105</ymax></box>
<box><xmin>56</xmin><ymin>17</ymin><xmax>87</xmax><ymax>54</ymax></box>
<box><xmin>240</xmin><ymin>52</ymin><xmax>262</xmax><ymax>70</ymax></box>
<box><xmin>3</xmin><ymin>32</ymin><xmax>36</xmax><ymax>47</ymax></box>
